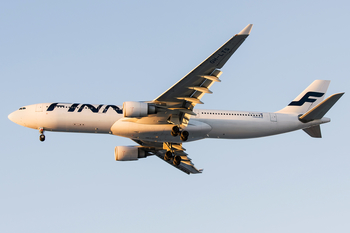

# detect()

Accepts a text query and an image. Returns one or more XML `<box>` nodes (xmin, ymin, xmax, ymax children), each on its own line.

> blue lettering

<box><xmin>289</xmin><ymin>92</ymin><xmax>324</xmax><ymax>106</ymax></box>
<box><xmin>46</xmin><ymin>103</ymin><xmax>122</xmax><ymax>114</ymax></box>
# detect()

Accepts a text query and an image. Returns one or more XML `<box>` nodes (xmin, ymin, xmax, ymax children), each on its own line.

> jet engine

<box><xmin>123</xmin><ymin>101</ymin><xmax>157</xmax><ymax>117</ymax></box>
<box><xmin>115</xmin><ymin>146</ymin><xmax>147</xmax><ymax>161</ymax></box>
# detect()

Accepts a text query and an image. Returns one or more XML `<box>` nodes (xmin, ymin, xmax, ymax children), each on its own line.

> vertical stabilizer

<box><xmin>277</xmin><ymin>80</ymin><xmax>330</xmax><ymax>114</ymax></box>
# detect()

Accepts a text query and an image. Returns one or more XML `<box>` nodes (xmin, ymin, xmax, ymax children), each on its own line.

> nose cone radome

<box><xmin>8</xmin><ymin>110</ymin><xmax>22</xmax><ymax>125</ymax></box>
<box><xmin>8</xmin><ymin>111</ymin><xmax>15</xmax><ymax>122</ymax></box>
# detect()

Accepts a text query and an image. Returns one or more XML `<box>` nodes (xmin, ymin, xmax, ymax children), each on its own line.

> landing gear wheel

<box><xmin>39</xmin><ymin>134</ymin><xmax>45</xmax><ymax>142</ymax></box>
<box><xmin>173</xmin><ymin>155</ymin><xmax>181</xmax><ymax>166</ymax></box>
<box><xmin>164</xmin><ymin>151</ymin><xmax>173</xmax><ymax>161</ymax></box>
<box><xmin>171</xmin><ymin>126</ymin><xmax>180</xmax><ymax>137</ymax></box>
<box><xmin>171</xmin><ymin>131</ymin><xmax>177</xmax><ymax>137</ymax></box>
<box><xmin>180</xmin><ymin>130</ymin><xmax>189</xmax><ymax>141</ymax></box>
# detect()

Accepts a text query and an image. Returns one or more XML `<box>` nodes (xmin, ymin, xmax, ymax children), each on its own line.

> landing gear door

<box><xmin>270</xmin><ymin>113</ymin><xmax>277</xmax><ymax>122</ymax></box>
<box><xmin>35</xmin><ymin>104</ymin><xmax>43</xmax><ymax>112</ymax></box>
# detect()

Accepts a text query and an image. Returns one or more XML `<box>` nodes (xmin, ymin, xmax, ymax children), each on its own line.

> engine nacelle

<box><xmin>123</xmin><ymin>101</ymin><xmax>156</xmax><ymax>117</ymax></box>
<box><xmin>115</xmin><ymin>146</ymin><xmax>147</xmax><ymax>161</ymax></box>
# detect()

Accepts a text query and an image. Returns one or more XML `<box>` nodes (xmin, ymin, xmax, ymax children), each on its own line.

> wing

<box><xmin>128</xmin><ymin>25</ymin><xmax>253</xmax><ymax>174</ymax></box>
<box><xmin>133</xmin><ymin>139</ymin><xmax>202</xmax><ymax>174</ymax></box>
<box><xmin>152</xmin><ymin>24</ymin><xmax>253</xmax><ymax>125</ymax></box>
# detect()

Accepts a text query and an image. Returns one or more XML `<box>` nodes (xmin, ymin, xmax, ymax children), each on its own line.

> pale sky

<box><xmin>1</xmin><ymin>1</ymin><xmax>349</xmax><ymax>232</ymax></box>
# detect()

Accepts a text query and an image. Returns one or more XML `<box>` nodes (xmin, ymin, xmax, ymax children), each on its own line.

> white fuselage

<box><xmin>8</xmin><ymin>103</ymin><xmax>330</xmax><ymax>143</ymax></box>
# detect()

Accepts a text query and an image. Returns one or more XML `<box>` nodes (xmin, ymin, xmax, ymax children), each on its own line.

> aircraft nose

<box><xmin>8</xmin><ymin>111</ymin><xmax>21</xmax><ymax>125</ymax></box>
<box><xmin>8</xmin><ymin>111</ymin><xmax>15</xmax><ymax>122</ymax></box>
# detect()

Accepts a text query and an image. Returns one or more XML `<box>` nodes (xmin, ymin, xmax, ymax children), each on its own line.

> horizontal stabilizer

<box><xmin>303</xmin><ymin>125</ymin><xmax>322</xmax><ymax>138</ymax></box>
<box><xmin>299</xmin><ymin>92</ymin><xmax>344</xmax><ymax>123</ymax></box>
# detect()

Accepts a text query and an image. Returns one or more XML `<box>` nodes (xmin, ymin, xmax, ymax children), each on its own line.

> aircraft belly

<box><xmin>42</xmin><ymin>111</ymin><xmax>120</xmax><ymax>134</ymax></box>
<box><xmin>203</xmin><ymin>119</ymin><xmax>272</xmax><ymax>138</ymax></box>
<box><xmin>198</xmin><ymin>114</ymin><xmax>302</xmax><ymax>139</ymax></box>
<box><xmin>111</xmin><ymin>119</ymin><xmax>210</xmax><ymax>142</ymax></box>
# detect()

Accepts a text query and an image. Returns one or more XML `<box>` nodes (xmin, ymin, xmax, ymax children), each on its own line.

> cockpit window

<box><xmin>19</xmin><ymin>107</ymin><xmax>26</xmax><ymax>110</ymax></box>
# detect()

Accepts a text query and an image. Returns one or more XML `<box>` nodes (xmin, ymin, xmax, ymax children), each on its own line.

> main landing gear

<box><xmin>164</xmin><ymin>142</ymin><xmax>182</xmax><ymax>166</ymax></box>
<box><xmin>39</xmin><ymin>128</ymin><xmax>45</xmax><ymax>142</ymax></box>
<box><xmin>173</xmin><ymin>155</ymin><xmax>181</xmax><ymax>166</ymax></box>
<box><xmin>164</xmin><ymin>151</ymin><xmax>174</xmax><ymax>161</ymax></box>
<box><xmin>171</xmin><ymin>126</ymin><xmax>189</xmax><ymax>142</ymax></box>
<box><xmin>164</xmin><ymin>151</ymin><xmax>181</xmax><ymax>166</ymax></box>
<box><xmin>163</xmin><ymin>126</ymin><xmax>188</xmax><ymax>166</ymax></box>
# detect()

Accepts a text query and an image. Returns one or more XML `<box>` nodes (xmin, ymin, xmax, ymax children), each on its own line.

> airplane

<box><xmin>8</xmin><ymin>24</ymin><xmax>344</xmax><ymax>174</ymax></box>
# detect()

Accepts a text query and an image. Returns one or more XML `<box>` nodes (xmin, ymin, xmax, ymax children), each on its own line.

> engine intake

<box><xmin>123</xmin><ymin>101</ymin><xmax>157</xmax><ymax>117</ymax></box>
<box><xmin>115</xmin><ymin>146</ymin><xmax>147</xmax><ymax>161</ymax></box>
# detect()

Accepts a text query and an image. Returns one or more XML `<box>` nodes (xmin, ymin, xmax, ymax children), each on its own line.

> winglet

<box><xmin>238</xmin><ymin>24</ymin><xmax>253</xmax><ymax>35</ymax></box>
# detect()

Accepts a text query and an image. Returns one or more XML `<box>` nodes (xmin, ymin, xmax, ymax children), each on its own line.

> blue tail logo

<box><xmin>288</xmin><ymin>92</ymin><xmax>324</xmax><ymax>106</ymax></box>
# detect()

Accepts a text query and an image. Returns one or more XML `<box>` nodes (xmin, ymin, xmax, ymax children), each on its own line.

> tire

<box><xmin>171</xmin><ymin>126</ymin><xmax>180</xmax><ymax>137</ymax></box>
<box><xmin>180</xmin><ymin>130</ymin><xmax>189</xmax><ymax>141</ymax></box>
<box><xmin>171</xmin><ymin>131</ymin><xmax>178</xmax><ymax>137</ymax></box>
<box><xmin>164</xmin><ymin>151</ymin><xmax>173</xmax><ymax>161</ymax></box>
<box><xmin>173</xmin><ymin>155</ymin><xmax>181</xmax><ymax>166</ymax></box>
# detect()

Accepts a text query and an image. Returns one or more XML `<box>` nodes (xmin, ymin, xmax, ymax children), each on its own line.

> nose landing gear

<box><xmin>39</xmin><ymin>128</ymin><xmax>45</xmax><ymax>142</ymax></box>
